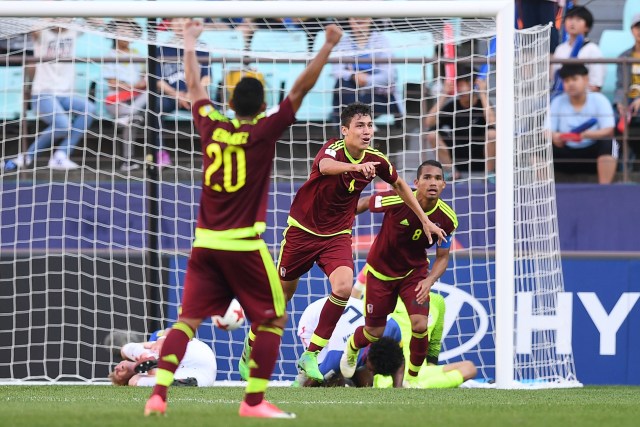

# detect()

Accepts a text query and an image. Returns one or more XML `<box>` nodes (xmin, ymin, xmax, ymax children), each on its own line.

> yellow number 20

<box><xmin>204</xmin><ymin>143</ymin><xmax>247</xmax><ymax>192</ymax></box>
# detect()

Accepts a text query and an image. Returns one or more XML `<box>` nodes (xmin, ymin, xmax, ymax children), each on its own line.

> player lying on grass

<box><xmin>296</xmin><ymin>290</ymin><xmax>405</xmax><ymax>387</ymax></box>
<box><xmin>109</xmin><ymin>330</ymin><xmax>216</xmax><ymax>387</ymax></box>
<box><xmin>296</xmin><ymin>285</ymin><xmax>476</xmax><ymax>388</ymax></box>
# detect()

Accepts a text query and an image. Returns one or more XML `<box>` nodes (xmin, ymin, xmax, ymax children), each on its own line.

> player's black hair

<box><xmin>340</xmin><ymin>102</ymin><xmax>372</xmax><ymax>128</ymax></box>
<box><xmin>564</xmin><ymin>6</ymin><xmax>594</xmax><ymax>32</ymax></box>
<box><xmin>367</xmin><ymin>337</ymin><xmax>404</xmax><ymax>376</ymax></box>
<box><xmin>416</xmin><ymin>159</ymin><xmax>444</xmax><ymax>180</ymax></box>
<box><xmin>106</xmin><ymin>19</ymin><xmax>143</xmax><ymax>49</ymax></box>
<box><xmin>455</xmin><ymin>65</ymin><xmax>477</xmax><ymax>84</ymax></box>
<box><xmin>232</xmin><ymin>77</ymin><xmax>265</xmax><ymax>117</ymax></box>
<box><xmin>558</xmin><ymin>64</ymin><xmax>589</xmax><ymax>79</ymax></box>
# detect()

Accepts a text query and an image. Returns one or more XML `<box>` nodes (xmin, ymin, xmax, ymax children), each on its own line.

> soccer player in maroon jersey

<box><xmin>275</xmin><ymin>104</ymin><xmax>446</xmax><ymax>382</ymax></box>
<box><xmin>339</xmin><ymin>160</ymin><xmax>458</xmax><ymax>387</ymax></box>
<box><xmin>143</xmin><ymin>19</ymin><xmax>343</xmax><ymax>419</ymax></box>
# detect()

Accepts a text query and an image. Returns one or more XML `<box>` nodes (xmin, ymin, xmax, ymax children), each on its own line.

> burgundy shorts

<box><xmin>179</xmin><ymin>244</ymin><xmax>285</xmax><ymax>324</ymax></box>
<box><xmin>364</xmin><ymin>264</ymin><xmax>430</xmax><ymax>328</ymax></box>
<box><xmin>277</xmin><ymin>226</ymin><xmax>354</xmax><ymax>281</ymax></box>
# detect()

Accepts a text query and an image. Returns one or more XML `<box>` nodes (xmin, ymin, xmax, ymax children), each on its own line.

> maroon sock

<box><xmin>307</xmin><ymin>292</ymin><xmax>348</xmax><ymax>353</ymax></box>
<box><xmin>408</xmin><ymin>333</ymin><xmax>428</xmax><ymax>376</ymax></box>
<box><xmin>151</xmin><ymin>323</ymin><xmax>193</xmax><ymax>401</ymax></box>
<box><xmin>352</xmin><ymin>325</ymin><xmax>379</xmax><ymax>349</ymax></box>
<box><xmin>244</xmin><ymin>325</ymin><xmax>283</xmax><ymax>406</ymax></box>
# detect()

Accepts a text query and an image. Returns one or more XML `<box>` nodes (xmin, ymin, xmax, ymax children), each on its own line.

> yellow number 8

<box><xmin>412</xmin><ymin>229</ymin><xmax>422</xmax><ymax>241</ymax></box>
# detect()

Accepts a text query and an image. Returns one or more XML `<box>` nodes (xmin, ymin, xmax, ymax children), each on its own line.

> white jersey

<box><xmin>552</xmin><ymin>41</ymin><xmax>606</xmax><ymax>89</ymax></box>
<box><xmin>297</xmin><ymin>297</ymin><xmax>365</xmax><ymax>364</ymax></box>
<box><xmin>122</xmin><ymin>338</ymin><xmax>217</xmax><ymax>387</ymax></box>
<box><xmin>102</xmin><ymin>47</ymin><xmax>145</xmax><ymax>95</ymax></box>
<box><xmin>31</xmin><ymin>29</ymin><xmax>77</xmax><ymax>95</ymax></box>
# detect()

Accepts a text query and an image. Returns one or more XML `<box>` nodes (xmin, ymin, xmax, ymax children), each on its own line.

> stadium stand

<box><xmin>0</xmin><ymin>66</ymin><xmax>24</xmax><ymax>120</ymax></box>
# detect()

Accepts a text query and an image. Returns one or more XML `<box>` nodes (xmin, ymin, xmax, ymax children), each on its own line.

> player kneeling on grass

<box><xmin>109</xmin><ymin>330</ymin><xmax>216</xmax><ymax>387</ymax></box>
<box><xmin>297</xmin><ymin>284</ymin><xmax>476</xmax><ymax>388</ymax></box>
<box><xmin>340</xmin><ymin>160</ymin><xmax>460</xmax><ymax>387</ymax></box>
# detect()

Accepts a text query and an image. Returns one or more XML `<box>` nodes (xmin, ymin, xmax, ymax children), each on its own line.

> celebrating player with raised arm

<box><xmin>340</xmin><ymin>160</ymin><xmax>457</xmax><ymax>387</ymax></box>
<box><xmin>143</xmin><ymin>19</ymin><xmax>343</xmax><ymax>419</ymax></box>
<box><xmin>240</xmin><ymin>104</ymin><xmax>446</xmax><ymax>383</ymax></box>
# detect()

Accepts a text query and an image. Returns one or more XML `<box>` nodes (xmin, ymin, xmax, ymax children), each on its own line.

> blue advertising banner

<box><xmin>168</xmin><ymin>254</ymin><xmax>640</xmax><ymax>385</ymax></box>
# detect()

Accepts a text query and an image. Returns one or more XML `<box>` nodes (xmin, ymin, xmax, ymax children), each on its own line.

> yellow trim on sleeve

<box><xmin>436</xmin><ymin>200</ymin><xmax>459</xmax><ymax>229</ymax></box>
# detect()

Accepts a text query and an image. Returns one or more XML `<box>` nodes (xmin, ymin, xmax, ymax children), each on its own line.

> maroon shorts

<box><xmin>364</xmin><ymin>264</ymin><xmax>430</xmax><ymax>328</ymax></box>
<box><xmin>179</xmin><ymin>244</ymin><xmax>285</xmax><ymax>324</ymax></box>
<box><xmin>277</xmin><ymin>226</ymin><xmax>354</xmax><ymax>281</ymax></box>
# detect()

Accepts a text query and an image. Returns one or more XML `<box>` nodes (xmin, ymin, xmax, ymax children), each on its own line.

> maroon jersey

<box><xmin>288</xmin><ymin>139</ymin><xmax>398</xmax><ymax>236</ymax></box>
<box><xmin>366</xmin><ymin>191</ymin><xmax>457</xmax><ymax>279</ymax></box>
<box><xmin>191</xmin><ymin>98</ymin><xmax>295</xmax><ymax>234</ymax></box>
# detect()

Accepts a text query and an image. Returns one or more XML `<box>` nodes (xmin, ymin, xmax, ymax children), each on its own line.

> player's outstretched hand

<box><xmin>324</xmin><ymin>24</ymin><xmax>343</xmax><ymax>46</ymax></box>
<box><xmin>183</xmin><ymin>18</ymin><xmax>204</xmax><ymax>41</ymax></box>
<box><xmin>423</xmin><ymin>220</ymin><xmax>446</xmax><ymax>246</ymax></box>
<box><xmin>356</xmin><ymin>162</ymin><xmax>380</xmax><ymax>179</ymax></box>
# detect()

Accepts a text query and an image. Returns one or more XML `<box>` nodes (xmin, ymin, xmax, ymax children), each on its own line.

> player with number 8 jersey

<box><xmin>339</xmin><ymin>160</ymin><xmax>457</xmax><ymax>386</ymax></box>
<box><xmin>144</xmin><ymin>19</ymin><xmax>344</xmax><ymax>420</ymax></box>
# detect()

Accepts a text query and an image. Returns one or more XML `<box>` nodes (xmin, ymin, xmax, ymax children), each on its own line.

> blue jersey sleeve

<box><xmin>382</xmin><ymin>318</ymin><xmax>402</xmax><ymax>344</ymax></box>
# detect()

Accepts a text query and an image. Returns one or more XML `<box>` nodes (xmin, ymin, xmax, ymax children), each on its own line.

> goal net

<box><xmin>0</xmin><ymin>1</ymin><xmax>580</xmax><ymax>388</ymax></box>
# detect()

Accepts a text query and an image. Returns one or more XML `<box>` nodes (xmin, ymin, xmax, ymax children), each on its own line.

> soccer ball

<box><xmin>212</xmin><ymin>298</ymin><xmax>245</xmax><ymax>331</ymax></box>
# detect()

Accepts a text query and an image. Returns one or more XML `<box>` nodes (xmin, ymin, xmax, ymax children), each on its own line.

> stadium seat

<box><xmin>598</xmin><ymin>29</ymin><xmax>635</xmax><ymax>101</ymax></box>
<box><xmin>250</xmin><ymin>30</ymin><xmax>308</xmax><ymax>108</ymax></box>
<box><xmin>382</xmin><ymin>30</ymin><xmax>435</xmax><ymax>90</ymax></box>
<box><xmin>202</xmin><ymin>30</ymin><xmax>245</xmax><ymax>100</ymax></box>
<box><xmin>75</xmin><ymin>31</ymin><xmax>113</xmax><ymax>59</ymax></box>
<box><xmin>0</xmin><ymin>67</ymin><xmax>24</xmax><ymax>120</ymax></box>
<box><xmin>623</xmin><ymin>0</ymin><xmax>640</xmax><ymax>30</ymax></box>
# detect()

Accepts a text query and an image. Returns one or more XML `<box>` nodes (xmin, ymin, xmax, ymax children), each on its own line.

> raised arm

<box><xmin>318</xmin><ymin>158</ymin><xmax>379</xmax><ymax>178</ymax></box>
<box><xmin>183</xmin><ymin>19</ymin><xmax>209</xmax><ymax>104</ymax></box>
<box><xmin>390</xmin><ymin>177</ymin><xmax>445</xmax><ymax>245</ymax></box>
<box><xmin>288</xmin><ymin>24</ymin><xmax>343</xmax><ymax>112</ymax></box>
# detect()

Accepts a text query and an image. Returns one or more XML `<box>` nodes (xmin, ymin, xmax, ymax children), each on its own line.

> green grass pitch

<box><xmin>2</xmin><ymin>385</ymin><xmax>639</xmax><ymax>427</ymax></box>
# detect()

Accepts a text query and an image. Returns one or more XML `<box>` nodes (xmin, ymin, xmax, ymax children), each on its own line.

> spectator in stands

<box><xmin>550</xmin><ymin>64</ymin><xmax>617</xmax><ymax>184</ymax></box>
<box><xmin>423</xmin><ymin>67</ymin><xmax>496</xmax><ymax>180</ymax></box>
<box><xmin>152</xmin><ymin>18</ymin><xmax>211</xmax><ymax>167</ymax></box>
<box><xmin>103</xmin><ymin>20</ymin><xmax>147</xmax><ymax>172</ymax></box>
<box><xmin>0</xmin><ymin>33</ymin><xmax>33</xmax><ymax>57</ymax></box>
<box><xmin>330</xmin><ymin>17</ymin><xmax>401</xmax><ymax>124</ymax></box>
<box><xmin>552</xmin><ymin>6</ymin><xmax>605</xmax><ymax>93</ymax></box>
<box><xmin>517</xmin><ymin>0</ymin><xmax>561</xmax><ymax>53</ymax></box>
<box><xmin>613</xmin><ymin>13</ymin><xmax>640</xmax><ymax>163</ymax></box>
<box><xmin>2</xmin><ymin>27</ymin><xmax>96</xmax><ymax>172</ymax></box>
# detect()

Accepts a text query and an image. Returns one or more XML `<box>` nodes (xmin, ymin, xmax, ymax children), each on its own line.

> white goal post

<box><xmin>0</xmin><ymin>1</ymin><xmax>580</xmax><ymax>389</ymax></box>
